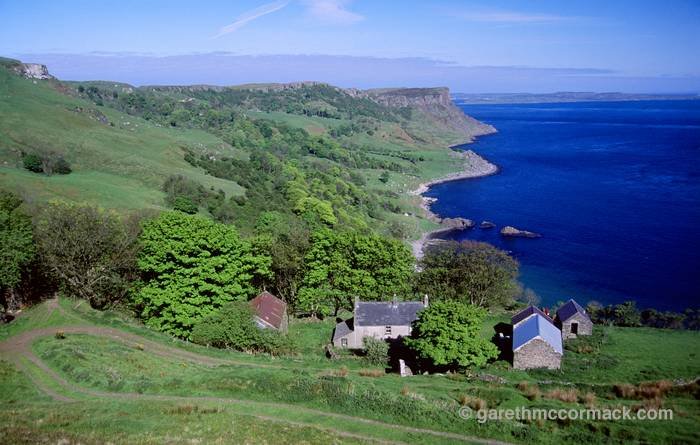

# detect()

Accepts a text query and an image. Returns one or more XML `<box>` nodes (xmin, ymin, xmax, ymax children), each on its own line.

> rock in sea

<box><xmin>480</xmin><ymin>220</ymin><xmax>496</xmax><ymax>229</ymax></box>
<box><xmin>500</xmin><ymin>226</ymin><xmax>541</xmax><ymax>238</ymax></box>
<box><xmin>440</xmin><ymin>217</ymin><xmax>475</xmax><ymax>229</ymax></box>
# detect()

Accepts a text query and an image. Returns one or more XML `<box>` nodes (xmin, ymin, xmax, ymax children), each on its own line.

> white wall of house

<box><xmin>334</xmin><ymin>324</ymin><xmax>412</xmax><ymax>348</ymax></box>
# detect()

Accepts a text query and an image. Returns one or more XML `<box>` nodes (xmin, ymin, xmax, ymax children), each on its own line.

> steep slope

<box><xmin>363</xmin><ymin>87</ymin><xmax>496</xmax><ymax>145</ymax></box>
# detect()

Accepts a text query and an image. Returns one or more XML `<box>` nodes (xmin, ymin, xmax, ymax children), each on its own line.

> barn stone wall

<box><xmin>513</xmin><ymin>339</ymin><xmax>562</xmax><ymax>370</ymax></box>
<box><xmin>561</xmin><ymin>313</ymin><xmax>593</xmax><ymax>339</ymax></box>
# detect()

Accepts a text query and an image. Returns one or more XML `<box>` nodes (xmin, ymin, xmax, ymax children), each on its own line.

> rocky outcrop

<box><xmin>441</xmin><ymin>217</ymin><xmax>474</xmax><ymax>230</ymax></box>
<box><xmin>500</xmin><ymin>226</ymin><xmax>541</xmax><ymax>238</ymax></box>
<box><xmin>13</xmin><ymin>63</ymin><xmax>53</xmax><ymax>80</ymax></box>
<box><xmin>362</xmin><ymin>87</ymin><xmax>497</xmax><ymax>142</ymax></box>
<box><xmin>480</xmin><ymin>221</ymin><xmax>496</xmax><ymax>229</ymax></box>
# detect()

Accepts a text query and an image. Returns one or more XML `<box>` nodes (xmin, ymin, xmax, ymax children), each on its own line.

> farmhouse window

<box><xmin>385</xmin><ymin>326</ymin><xmax>392</xmax><ymax>335</ymax></box>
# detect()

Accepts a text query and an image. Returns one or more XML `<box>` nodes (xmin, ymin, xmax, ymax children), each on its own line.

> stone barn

<box><xmin>512</xmin><ymin>305</ymin><xmax>555</xmax><ymax>328</ymax></box>
<box><xmin>512</xmin><ymin>314</ymin><xmax>563</xmax><ymax>370</ymax></box>
<box><xmin>555</xmin><ymin>299</ymin><xmax>592</xmax><ymax>340</ymax></box>
<box><xmin>332</xmin><ymin>296</ymin><xmax>428</xmax><ymax>349</ymax></box>
<box><xmin>249</xmin><ymin>291</ymin><xmax>288</xmax><ymax>333</ymax></box>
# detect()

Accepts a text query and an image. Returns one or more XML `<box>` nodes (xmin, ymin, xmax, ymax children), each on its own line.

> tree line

<box><xmin>1</xmin><ymin>189</ymin><xmax>525</xmax><ymax>331</ymax></box>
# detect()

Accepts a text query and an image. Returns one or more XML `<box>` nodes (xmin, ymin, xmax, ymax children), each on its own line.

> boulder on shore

<box><xmin>480</xmin><ymin>220</ymin><xmax>496</xmax><ymax>229</ymax></box>
<box><xmin>440</xmin><ymin>217</ymin><xmax>474</xmax><ymax>229</ymax></box>
<box><xmin>500</xmin><ymin>226</ymin><xmax>541</xmax><ymax>238</ymax></box>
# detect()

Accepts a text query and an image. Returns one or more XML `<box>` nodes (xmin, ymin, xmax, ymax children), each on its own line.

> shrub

<box><xmin>22</xmin><ymin>153</ymin><xmax>43</xmax><ymax>173</ymax></box>
<box><xmin>21</xmin><ymin>152</ymin><xmax>71</xmax><ymax>175</ymax></box>
<box><xmin>191</xmin><ymin>301</ymin><xmax>261</xmax><ymax>351</ymax></box>
<box><xmin>545</xmin><ymin>388</ymin><xmax>579</xmax><ymax>403</ymax></box>
<box><xmin>518</xmin><ymin>381</ymin><xmax>541</xmax><ymax>401</ymax></box>
<box><xmin>172</xmin><ymin>196</ymin><xmax>198</xmax><ymax>214</ymax></box>
<box><xmin>362</xmin><ymin>336</ymin><xmax>389</xmax><ymax>366</ymax></box>
<box><xmin>191</xmin><ymin>301</ymin><xmax>294</xmax><ymax>355</ymax></box>
<box><xmin>457</xmin><ymin>394</ymin><xmax>487</xmax><ymax>409</ymax></box>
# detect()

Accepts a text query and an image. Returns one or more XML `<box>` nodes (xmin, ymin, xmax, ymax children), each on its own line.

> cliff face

<box><xmin>361</xmin><ymin>87</ymin><xmax>496</xmax><ymax>143</ymax></box>
<box><xmin>13</xmin><ymin>63</ymin><xmax>53</xmax><ymax>80</ymax></box>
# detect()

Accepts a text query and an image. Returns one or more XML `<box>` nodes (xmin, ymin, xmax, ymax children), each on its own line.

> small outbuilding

<box><xmin>512</xmin><ymin>314</ymin><xmax>563</xmax><ymax>370</ymax></box>
<box><xmin>249</xmin><ymin>291</ymin><xmax>288</xmax><ymax>333</ymax></box>
<box><xmin>555</xmin><ymin>299</ymin><xmax>592</xmax><ymax>340</ymax></box>
<box><xmin>512</xmin><ymin>305</ymin><xmax>555</xmax><ymax>328</ymax></box>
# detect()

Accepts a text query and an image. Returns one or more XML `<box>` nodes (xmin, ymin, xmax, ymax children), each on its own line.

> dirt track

<box><xmin>0</xmin><ymin>301</ymin><xmax>513</xmax><ymax>445</ymax></box>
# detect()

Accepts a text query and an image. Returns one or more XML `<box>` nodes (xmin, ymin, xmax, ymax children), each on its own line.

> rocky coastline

<box><xmin>410</xmin><ymin>149</ymin><xmax>499</xmax><ymax>259</ymax></box>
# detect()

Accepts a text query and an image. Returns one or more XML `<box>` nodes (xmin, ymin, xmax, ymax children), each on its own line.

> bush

<box><xmin>191</xmin><ymin>301</ymin><xmax>261</xmax><ymax>351</ymax></box>
<box><xmin>172</xmin><ymin>196</ymin><xmax>198</xmax><ymax>214</ymax></box>
<box><xmin>22</xmin><ymin>153</ymin><xmax>43</xmax><ymax>173</ymax></box>
<box><xmin>21</xmin><ymin>152</ymin><xmax>71</xmax><ymax>175</ymax></box>
<box><xmin>191</xmin><ymin>301</ymin><xmax>295</xmax><ymax>355</ymax></box>
<box><xmin>362</xmin><ymin>336</ymin><xmax>389</xmax><ymax>366</ymax></box>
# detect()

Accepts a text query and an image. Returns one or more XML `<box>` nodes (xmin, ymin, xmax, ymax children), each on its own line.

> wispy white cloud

<box><xmin>215</xmin><ymin>1</ymin><xmax>289</xmax><ymax>38</ymax></box>
<box><xmin>456</xmin><ymin>10</ymin><xmax>571</xmax><ymax>24</ymax></box>
<box><xmin>304</xmin><ymin>0</ymin><xmax>364</xmax><ymax>25</ymax></box>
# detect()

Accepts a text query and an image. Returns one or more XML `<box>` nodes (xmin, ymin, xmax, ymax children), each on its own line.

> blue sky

<box><xmin>2</xmin><ymin>0</ymin><xmax>699</xmax><ymax>92</ymax></box>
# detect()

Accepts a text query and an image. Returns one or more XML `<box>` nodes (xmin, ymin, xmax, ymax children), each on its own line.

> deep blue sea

<box><xmin>426</xmin><ymin>100</ymin><xmax>700</xmax><ymax>311</ymax></box>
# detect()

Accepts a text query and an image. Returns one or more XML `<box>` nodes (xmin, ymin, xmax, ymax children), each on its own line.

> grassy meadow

<box><xmin>1</xmin><ymin>298</ymin><xmax>698</xmax><ymax>444</ymax></box>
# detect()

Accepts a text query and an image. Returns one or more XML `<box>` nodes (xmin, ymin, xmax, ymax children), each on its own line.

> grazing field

<box><xmin>1</xmin><ymin>298</ymin><xmax>698</xmax><ymax>444</ymax></box>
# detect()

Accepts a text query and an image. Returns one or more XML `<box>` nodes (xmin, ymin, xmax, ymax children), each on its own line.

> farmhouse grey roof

<box><xmin>512</xmin><ymin>305</ymin><xmax>554</xmax><ymax>326</ymax></box>
<box><xmin>513</xmin><ymin>314</ymin><xmax>563</xmax><ymax>354</ymax></box>
<box><xmin>355</xmin><ymin>301</ymin><xmax>425</xmax><ymax>326</ymax></box>
<box><xmin>333</xmin><ymin>318</ymin><xmax>354</xmax><ymax>341</ymax></box>
<box><xmin>556</xmin><ymin>299</ymin><xmax>590</xmax><ymax>323</ymax></box>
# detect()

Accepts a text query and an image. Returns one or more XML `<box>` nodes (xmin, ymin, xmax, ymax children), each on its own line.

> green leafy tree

<box><xmin>0</xmin><ymin>190</ymin><xmax>35</xmax><ymax>311</ymax></box>
<box><xmin>253</xmin><ymin>211</ymin><xmax>310</xmax><ymax>304</ymax></box>
<box><xmin>298</xmin><ymin>229</ymin><xmax>414</xmax><ymax>316</ymax></box>
<box><xmin>135</xmin><ymin>212</ymin><xmax>271</xmax><ymax>338</ymax></box>
<box><xmin>405</xmin><ymin>301</ymin><xmax>498</xmax><ymax>370</ymax></box>
<box><xmin>416</xmin><ymin>241</ymin><xmax>519</xmax><ymax>308</ymax></box>
<box><xmin>613</xmin><ymin>301</ymin><xmax>641</xmax><ymax>327</ymax></box>
<box><xmin>34</xmin><ymin>202</ymin><xmax>139</xmax><ymax>308</ymax></box>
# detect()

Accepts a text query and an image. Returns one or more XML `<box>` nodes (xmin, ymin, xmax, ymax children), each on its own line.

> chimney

<box><xmin>354</xmin><ymin>296</ymin><xmax>360</xmax><ymax>311</ymax></box>
<box><xmin>423</xmin><ymin>294</ymin><xmax>429</xmax><ymax>308</ymax></box>
<box><xmin>392</xmin><ymin>293</ymin><xmax>398</xmax><ymax>308</ymax></box>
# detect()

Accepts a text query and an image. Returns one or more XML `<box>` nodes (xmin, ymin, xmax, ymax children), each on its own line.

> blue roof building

<box><xmin>512</xmin><ymin>314</ymin><xmax>563</xmax><ymax>369</ymax></box>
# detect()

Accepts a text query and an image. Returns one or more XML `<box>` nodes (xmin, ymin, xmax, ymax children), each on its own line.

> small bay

<box><xmin>426</xmin><ymin>100</ymin><xmax>700</xmax><ymax>310</ymax></box>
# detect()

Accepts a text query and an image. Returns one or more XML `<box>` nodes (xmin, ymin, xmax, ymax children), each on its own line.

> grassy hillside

<box><xmin>0</xmin><ymin>64</ymin><xmax>247</xmax><ymax>210</ymax></box>
<box><xmin>1</xmin><ymin>298</ymin><xmax>698</xmax><ymax>444</ymax></box>
<box><xmin>0</xmin><ymin>58</ymin><xmax>492</xmax><ymax>241</ymax></box>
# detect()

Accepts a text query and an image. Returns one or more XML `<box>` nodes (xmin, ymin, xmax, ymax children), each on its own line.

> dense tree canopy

<box><xmin>405</xmin><ymin>301</ymin><xmax>498</xmax><ymax>369</ymax></box>
<box><xmin>135</xmin><ymin>211</ymin><xmax>271</xmax><ymax>338</ymax></box>
<box><xmin>416</xmin><ymin>241</ymin><xmax>519</xmax><ymax>308</ymax></box>
<box><xmin>297</xmin><ymin>228</ymin><xmax>414</xmax><ymax>316</ymax></box>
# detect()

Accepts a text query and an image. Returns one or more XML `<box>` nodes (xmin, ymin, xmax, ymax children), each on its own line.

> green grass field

<box><xmin>0</xmin><ymin>68</ymin><xmax>244</xmax><ymax>209</ymax></box>
<box><xmin>1</xmin><ymin>298</ymin><xmax>698</xmax><ymax>444</ymax></box>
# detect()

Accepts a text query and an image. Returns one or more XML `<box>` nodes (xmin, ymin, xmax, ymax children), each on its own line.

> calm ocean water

<box><xmin>426</xmin><ymin>100</ymin><xmax>700</xmax><ymax>311</ymax></box>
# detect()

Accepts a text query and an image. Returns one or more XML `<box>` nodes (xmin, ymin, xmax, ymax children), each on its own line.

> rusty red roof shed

<box><xmin>249</xmin><ymin>291</ymin><xmax>287</xmax><ymax>331</ymax></box>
